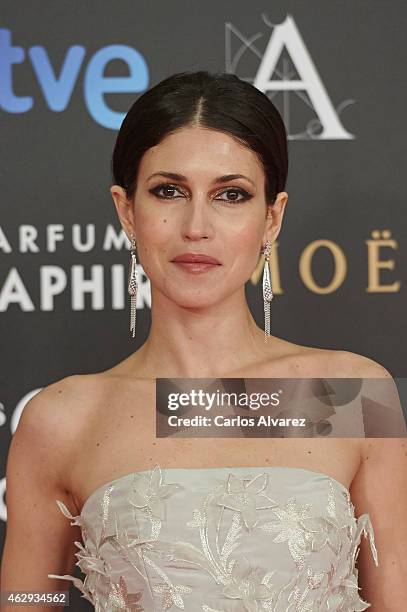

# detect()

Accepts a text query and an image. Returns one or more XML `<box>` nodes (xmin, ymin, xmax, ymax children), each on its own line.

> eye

<box><xmin>214</xmin><ymin>188</ymin><xmax>252</xmax><ymax>203</ymax></box>
<box><xmin>148</xmin><ymin>183</ymin><xmax>253</xmax><ymax>204</ymax></box>
<box><xmin>149</xmin><ymin>184</ymin><xmax>185</xmax><ymax>199</ymax></box>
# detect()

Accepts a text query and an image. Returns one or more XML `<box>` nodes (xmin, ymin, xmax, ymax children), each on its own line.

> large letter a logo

<box><xmin>254</xmin><ymin>14</ymin><xmax>353</xmax><ymax>139</ymax></box>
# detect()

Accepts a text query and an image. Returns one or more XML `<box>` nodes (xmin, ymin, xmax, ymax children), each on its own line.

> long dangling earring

<box><xmin>128</xmin><ymin>234</ymin><xmax>138</xmax><ymax>339</ymax></box>
<box><xmin>262</xmin><ymin>239</ymin><xmax>273</xmax><ymax>342</ymax></box>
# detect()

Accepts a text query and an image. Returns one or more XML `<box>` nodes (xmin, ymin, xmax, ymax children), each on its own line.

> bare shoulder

<box><xmin>263</xmin><ymin>336</ymin><xmax>383</xmax><ymax>378</ymax></box>
<box><xmin>329</xmin><ymin>349</ymin><xmax>394</xmax><ymax>378</ymax></box>
<box><xmin>21</xmin><ymin>372</ymin><xmax>105</xmax><ymax>426</ymax></box>
<box><xmin>18</xmin><ymin>374</ymin><xmax>81</xmax><ymax>434</ymax></box>
<box><xmin>305</xmin><ymin>346</ymin><xmax>394</xmax><ymax>379</ymax></box>
<box><xmin>331</xmin><ymin>351</ymin><xmax>406</xmax><ymax>447</ymax></box>
<box><xmin>14</xmin><ymin>373</ymin><xmax>109</xmax><ymax>485</ymax></box>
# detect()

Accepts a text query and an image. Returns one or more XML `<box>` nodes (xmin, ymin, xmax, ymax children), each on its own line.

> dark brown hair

<box><xmin>111</xmin><ymin>70</ymin><xmax>288</xmax><ymax>205</ymax></box>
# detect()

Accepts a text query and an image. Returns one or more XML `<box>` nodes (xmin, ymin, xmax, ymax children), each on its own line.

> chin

<box><xmin>173</xmin><ymin>296</ymin><xmax>218</xmax><ymax>310</ymax></box>
<box><xmin>165</xmin><ymin>287</ymin><xmax>220</xmax><ymax>309</ymax></box>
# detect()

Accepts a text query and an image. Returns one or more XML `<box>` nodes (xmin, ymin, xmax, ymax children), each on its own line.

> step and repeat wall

<box><xmin>1</xmin><ymin>1</ymin><xmax>406</xmax><ymax>605</ymax></box>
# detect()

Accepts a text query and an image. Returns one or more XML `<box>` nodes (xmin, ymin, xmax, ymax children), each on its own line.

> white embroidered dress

<box><xmin>49</xmin><ymin>465</ymin><xmax>378</xmax><ymax>611</ymax></box>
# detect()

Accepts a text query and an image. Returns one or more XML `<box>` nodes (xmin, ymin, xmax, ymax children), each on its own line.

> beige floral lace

<box><xmin>48</xmin><ymin>464</ymin><xmax>378</xmax><ymax>611</ymax></box>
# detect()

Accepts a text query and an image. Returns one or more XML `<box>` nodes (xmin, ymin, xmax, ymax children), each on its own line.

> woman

<box><xmin>1</xmin><ymin>71</ymin><xmax>406</xmax><ymax>611</ymax></box>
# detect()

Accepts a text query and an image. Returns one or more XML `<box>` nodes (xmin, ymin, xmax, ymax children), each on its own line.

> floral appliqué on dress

<box><xmin>48</xmin><ymin>464</ymin><xmax>378</xmax><ymax>611</ymax></box>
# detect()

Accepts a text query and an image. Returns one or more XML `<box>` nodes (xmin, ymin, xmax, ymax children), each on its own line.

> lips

<box><xmin>171</xmin><ymin>253</ymin><xmax>221</xmax><ymax>264</ymax></box>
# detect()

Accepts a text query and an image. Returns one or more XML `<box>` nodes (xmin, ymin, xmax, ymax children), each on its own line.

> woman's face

<box><xmin>111</xmin><ymin>125</ymin><xmax>287</xmax><ymax>309</ymax></box>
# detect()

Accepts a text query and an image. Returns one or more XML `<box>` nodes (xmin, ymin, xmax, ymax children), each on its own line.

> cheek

<box><xmin>231</xmin><ymin>224</ymin><xmax>263</xmax><ymax>270</ymax></box>
<box><xmin>136</xmin><ymin>206</ymin><xmax>171</xmax><ymax>243</ymax></box>
<box><xmin>135</xmin><ymin>214</ymin><xmax>172</xmax><ymax>271</ymax></box>
<box><xmin>235</xmin><ymin>222</ymin><xmax>263</xmax><ymax>252</ymax></box>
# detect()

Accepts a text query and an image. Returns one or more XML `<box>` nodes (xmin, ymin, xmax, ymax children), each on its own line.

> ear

<box><xmin>110</xmin><ymin>185</ymin><xmax>136</xmax><ymax>241</ymax></box>
<box><xmin>262</xmin><ymin>191</ymin><xmax>288</xmax><ymax>246</ymax></box>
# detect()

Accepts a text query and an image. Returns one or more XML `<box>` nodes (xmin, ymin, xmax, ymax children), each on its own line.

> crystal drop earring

<box><xmin>128</xmin><ymin>234</ymin><xmax>138</xmax><ymax>339</ymax></box>
<box><xmin>262</xmin><ymin>239</ymin><xmax>273</xmax><ymax>342</ymax></box>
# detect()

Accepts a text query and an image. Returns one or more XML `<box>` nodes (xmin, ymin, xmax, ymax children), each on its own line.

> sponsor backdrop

<box><xmin>1</xmin><ymin>1</ymin><xmax>406</xmax><ymax>602</ymax></box>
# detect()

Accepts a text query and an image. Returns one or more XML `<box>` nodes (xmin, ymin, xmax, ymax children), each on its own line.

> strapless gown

<box><xmin>48</xmin><ymin>465</ymin><xmax>378</xmax><ymax>611</ymax></box>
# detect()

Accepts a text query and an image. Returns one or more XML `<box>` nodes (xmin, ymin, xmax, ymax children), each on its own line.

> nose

<box><xmin>181</xmin><ymin>195</ymin><xmax>214</xmax><ymax>241</ymax></box>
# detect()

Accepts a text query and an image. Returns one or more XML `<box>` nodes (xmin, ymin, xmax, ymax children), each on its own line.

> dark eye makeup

<box><xmin>148</xmin><ymin>183</ymin><xmax>253</xmax><ymax>204</ymax></box>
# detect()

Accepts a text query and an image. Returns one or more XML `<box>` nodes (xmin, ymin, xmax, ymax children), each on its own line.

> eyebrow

<box><xmin>147</xmin><ymin>171</ymin><xmax>256</xmax><ymax>187</ymax></box>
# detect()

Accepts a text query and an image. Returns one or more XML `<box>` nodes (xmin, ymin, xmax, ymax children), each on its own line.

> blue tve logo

<box><xmin>0</xmin><ymin>28</ymin><xmax>149</xmax><ymax>128</ymax></box>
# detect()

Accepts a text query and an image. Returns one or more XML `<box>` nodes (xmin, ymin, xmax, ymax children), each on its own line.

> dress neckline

<box><xmin>79</xmin><ymin>464</ymin><xmax>351</xmax><ymax>516</ymax></box>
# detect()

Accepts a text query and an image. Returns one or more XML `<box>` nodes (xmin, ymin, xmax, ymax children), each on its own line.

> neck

<box><xmin>128</xmin><ymin>286</ymin><xmax>273</xmax><ymax>378</ymax></box>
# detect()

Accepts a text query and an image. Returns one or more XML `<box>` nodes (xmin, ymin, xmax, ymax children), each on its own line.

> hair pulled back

<box><xmin>111</xmin><ymin>70</ymin><xmax>288</xmax><ymax>205</ymax></box>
